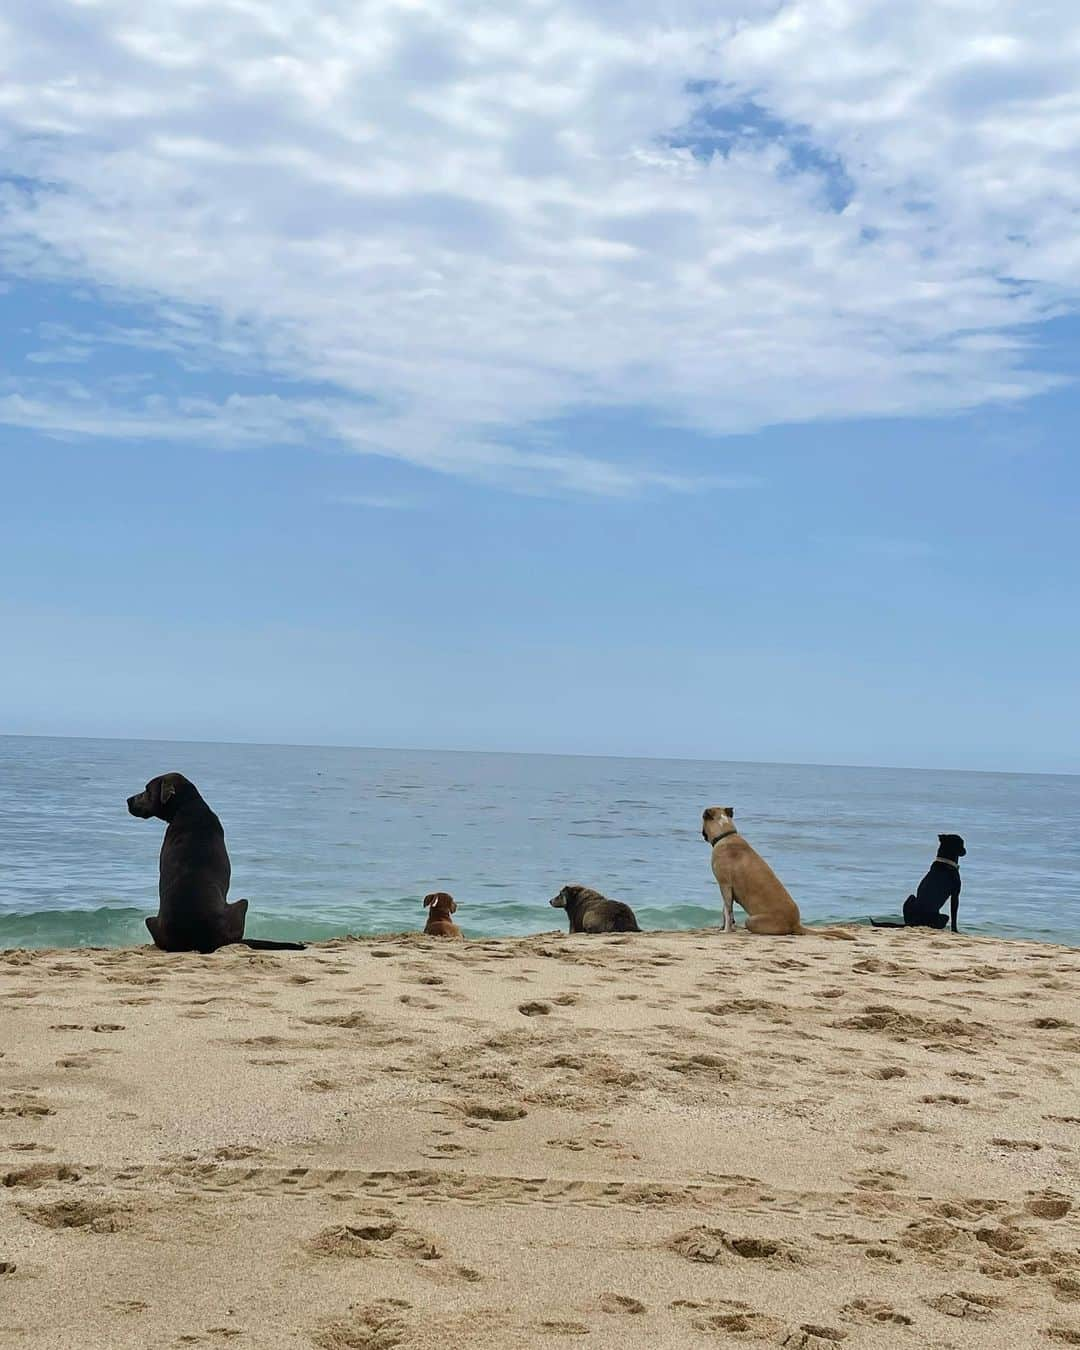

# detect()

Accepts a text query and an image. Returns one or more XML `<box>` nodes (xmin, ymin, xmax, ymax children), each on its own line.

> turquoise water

<box><xmin>0</xmin><ymin>734</ymin><xmax>1077</xmax><ymax>948</ymax></box>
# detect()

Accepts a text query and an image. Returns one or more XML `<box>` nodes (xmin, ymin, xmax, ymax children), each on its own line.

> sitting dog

<box><xmin>872</xmin><ymin>834</ymin><xmax>965</xmax><ymax>932</ymax></box>
<box><xmin>127</xmin><ymin>773</ymin><xmax>305</xmax><ymax>954</ymax></box>
<box><xmin>549</xmin><ymin>884</ymin><xmax>641</xmax><ymax>934</ymax></box>
<box><xmin>423</xmin><ymin>892</ymin><xmax>463</xmax><ymax>939</ymax></box>
<box><xmin>703</xmin><ymin>806</ymin><xmax>854</xmax><ymax>938</ymax></box>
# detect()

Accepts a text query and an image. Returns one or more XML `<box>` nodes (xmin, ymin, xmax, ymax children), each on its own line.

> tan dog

<box><xmin>423</xmin><ymin>892</ymin><xmax>463</xmax><ymax>939</ymax></box>
<box><xmin>702</xmin><ymin>807</ymin><xmax>854</xmax><ymax>939</ymax></box>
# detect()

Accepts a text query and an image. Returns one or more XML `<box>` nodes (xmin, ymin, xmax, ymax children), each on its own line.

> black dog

<box><xmin>127</xmin><ymin>773</ymin><xmax>305</xmax><ymax>954</ymax></box>
<box><xmin>872</xmin><ymin>834</ymin><xmax>965</xmax><ymax>932</ymax></box>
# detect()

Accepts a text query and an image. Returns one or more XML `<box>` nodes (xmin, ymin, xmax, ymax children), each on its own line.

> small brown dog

<box><xmin>423</xmin><ymin>892</ymin><xmax>463</xmax><ymax>939</ymax></box>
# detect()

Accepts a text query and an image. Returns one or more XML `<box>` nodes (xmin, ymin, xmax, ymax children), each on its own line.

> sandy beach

<box><xmin>1</xmin><ymin>926</ymin><xmax>1078</xmax><ymax>1349</ymax></box>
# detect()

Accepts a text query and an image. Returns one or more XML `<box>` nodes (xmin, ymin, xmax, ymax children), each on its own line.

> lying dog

<box><xmin>127</xmin><ymin>773</ymin><xmax>305</xmax><ymax>954</ymax></box>
<box><xmin>423</xmin><ymin>892</ymin><xmax>463</xmax><ymax>939</ymax></box>
<box><xmin>872</xmin><ymin>833</ymin><xmax>965</xmax><ymax>932</ymax></box>
<box><xmin>703</xmin><ymin>806</ymin><xmax>854</xmax><ymax>939</ymax></box>
<box><xmin>549</xmin><ymin>884</ymin><xmax>641</xmax><ymax>934</ymax></box>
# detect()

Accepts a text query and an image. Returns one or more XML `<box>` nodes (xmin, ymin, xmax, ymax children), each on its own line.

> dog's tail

<box><xmin>868</xmin><ymin>917</ymin><xmax>905</xmax><ymax>929</ymax></box>
<box><xmin>238</xmin><ymin>938</ymin><xmax>307</xmax><ymax>951</ymax></box>
<box><xmin>796</xmin><ymin>924</ymin><xmax>857</xmax><ymax>941</ymax></box>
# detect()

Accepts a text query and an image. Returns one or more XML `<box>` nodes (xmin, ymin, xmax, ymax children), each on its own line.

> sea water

<box><xmin>0</xmin><ymin>735</ymin><xmax>1076</xmax><ymax>948</ymax></box>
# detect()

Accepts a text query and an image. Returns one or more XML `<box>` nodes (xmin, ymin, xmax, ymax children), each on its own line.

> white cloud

<box><xmin>0</xmin><ymin>1</ymin><xmax>1077</xmax><ymax>492</ymax></box>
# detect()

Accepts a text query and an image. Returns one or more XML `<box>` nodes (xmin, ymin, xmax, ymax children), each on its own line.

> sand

<box><xmin>1</xmin><ymin>925</ymin><xmax>1079</xmax><ymax>1349</ymax></box>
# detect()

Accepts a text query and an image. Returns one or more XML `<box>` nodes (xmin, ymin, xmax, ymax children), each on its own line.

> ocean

<box><xmin>0</xmin><ymin>734</ymin><xmax>1076</xmax><ymax>949</ymax></box>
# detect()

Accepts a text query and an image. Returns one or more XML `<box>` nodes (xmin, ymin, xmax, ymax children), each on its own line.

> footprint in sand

<box><xmin>669</xmin><ymin>1227</ymin><xmax>805</xmax><ymax>1266</ymax></box>
<box><xmin>0</xmin><ymin>1098</ymin><xmax>55</xmax><ymax>1120</ymax></box>
<box><xmin>840</xmin><ymin>1298</ymin><xmax>912</xmax><ymax>1326</ymax></box>
<box><xmin>311</xmin><ymin>1299</ymin><xmax>413</xmax><ymax>1350</ymax></box>
<box><xmin>1026</xmin><ymin>1193</ymin><xmax>1072</xmax><ymax>1219</ymax></box>
<box><xmin>780</xmin><ymin>1328</ymin><xmax>849</xmax><ymax>1348</ymax></box>
<box><xmin>849</xmin><ymin>1168</ymin><xmax>907</xmax><ymax>1191</ymax></box>
<box><xmin>884</xmin><ymin>1118</ymin><xmax>936</xmax><ymax>1135</ymax></box>
<box><xmin>598</xmin><ymin>1293</ymin><xmax>645</xmax><ymax>1315</ymax></box>
<box><xmin>926</xmin><ymin>1290</ymin><xmax>1001</xmax><ymax>1319</ymax></box>
<box><xmin>305</xmin><ymin>1217</ymin><xmax>441</xmax><ymax>1262</ymax></box>
<box><xmin>460</xmin><ymin>1101</ymin><xmax>528</xmax><ymax>1122</ymax></box>
<box><xmin>21</xmin><ymin>1198</ymin><xmax>130</xmax><ymax>1233</ymax></box>
<box><xmin>2</xmin><ymin>1163</ymin><xmax>80</xmax><ymax>1189</ymax></box>
<box><xmin>672</xmin><ymin>1300</ymin><xmax>782</xmax><ymax>1340</ymax></box>
<box><xmin>863</xmin><ymin>1065</ymin><xmax>907</xmax><ymax>1080</ymax></box>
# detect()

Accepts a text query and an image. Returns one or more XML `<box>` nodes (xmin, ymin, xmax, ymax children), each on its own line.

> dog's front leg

<box><xmin>719</xmin><ymin>885</ymin><xmax>737</xmax><ymax>933</ymax></box>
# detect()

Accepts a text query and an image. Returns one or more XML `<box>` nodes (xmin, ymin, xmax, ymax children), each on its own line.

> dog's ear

<box><xmin>423</xmin><ymin>894</ymin><xmax>436</xmax><ymax>908</ymax></box>
<box><xmin>449</xmin><ymin>899</ymin><xmax>457</xmax><ymax>913</ymax></box>
<box><xmin>722</xmin><ymin>806</ymin><xmax>734</xmax><ymax>818</ymax></box>
<box><xmin>159</xmin><ymin>777</ymin><xmax>176</xmax><ymax>806</ymax></box>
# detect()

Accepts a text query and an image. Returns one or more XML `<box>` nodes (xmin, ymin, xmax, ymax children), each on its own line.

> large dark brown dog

<box><xmin>549</xmin><ymin>884</ymin><xmax>641</xmax><ymax>934</ymax></box>
<box><xmin>127</xmin><ymin>773</ymin><xmax>305</xmax><ymax>954</ymax></box>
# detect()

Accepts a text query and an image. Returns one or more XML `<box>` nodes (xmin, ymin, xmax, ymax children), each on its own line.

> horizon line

<box><xmin>0</xmin><ymin>729</ymin><xmax>1075</xmax><ymax>781</ymax></box>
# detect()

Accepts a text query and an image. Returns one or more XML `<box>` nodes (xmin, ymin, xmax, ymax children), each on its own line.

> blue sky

<box><xmin>1</xmin><ymin>1</ymin><xmax>1078</xmax><ymax>772</ymax></box>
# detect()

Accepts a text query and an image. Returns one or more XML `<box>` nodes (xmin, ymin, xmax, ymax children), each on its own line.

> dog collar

<box><xmin>934</xmin><ymin>856</ymin><xmax>960</xmax><ymax>869</ymax></box>
<box><xmin>710</xmin><ymin>830</ymin><xmax>738</xmax><ymax>845</ymax></box>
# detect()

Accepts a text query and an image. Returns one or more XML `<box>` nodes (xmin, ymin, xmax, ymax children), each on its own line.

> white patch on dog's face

<box><xmin>701</xmin><ymin>806</ymin><xmax>735</xmax><ymax>842</ymax></box>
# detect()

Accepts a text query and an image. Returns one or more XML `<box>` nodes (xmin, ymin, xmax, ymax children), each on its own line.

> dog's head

<box><xmin>549</xmin><ymin>884</ymin><xmax>586</xmax><ymax>910</ymax></box>
<box><xmin>127</xmin><ymin>773</ymin><xmax>194</xmax><ymax>821</ymax></box>
<box><xmin>423</xmin><ymin>892</ymin><xmax>457</xmax><ymax>916</ymax></box>
<box><xmin>938</xmin><ymin>833</ymin><xmax>966</xmax><ymax>859</ymax></box>
<box><xmin>701</xmin><ymin>806</ymin><xmax>736</xmax><ymax>843</ymax></box>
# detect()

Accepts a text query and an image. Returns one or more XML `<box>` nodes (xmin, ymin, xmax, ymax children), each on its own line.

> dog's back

<box><xmin>160</xmin><ymin>795</ymin><xmax>229</xmax><ymax>906</ymax></box>
<box><xmin>423</xmin><ymin>892</ymin><xmax>463</xmax><ymax>939</ymax></box>
<box><xmin>711</xmin><ymin>835</ymin><xmax>801</xmax><ymax>929</ymax></box>
<box><xmin>155</xmin><ymin>785</ymin><xmax>245</xmax><ymax>951</ymax></box>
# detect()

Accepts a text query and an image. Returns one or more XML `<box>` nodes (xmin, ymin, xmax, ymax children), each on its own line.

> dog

<box><xmin>702</xmin><ymin>806</ymin><xmax>855</xmax><ymax>938</ymax></box>
<box><xmin>549</xmin><ymin>884</ymin><xmax>641</xmax><ymax>934</ymax></box>
<box><xmin>127</xmin><ymin>773</ymin><xmax>305</xmax><ymax>954</ymax></box>
<box><xmin>423</xmin><ymin>892</ymin><xmax>463</xmax><ymax>939</ymax></box>
<box><xmin>871</xmin><ymin>833</ymin><xmax>965</xmax><ymax>932</ymax></box>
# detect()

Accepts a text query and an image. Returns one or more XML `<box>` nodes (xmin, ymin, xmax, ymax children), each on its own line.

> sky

<box><xmin>1</xmin><ymin>1</ymin><xmax>1078</xmax><ymax>773</ymax></box>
